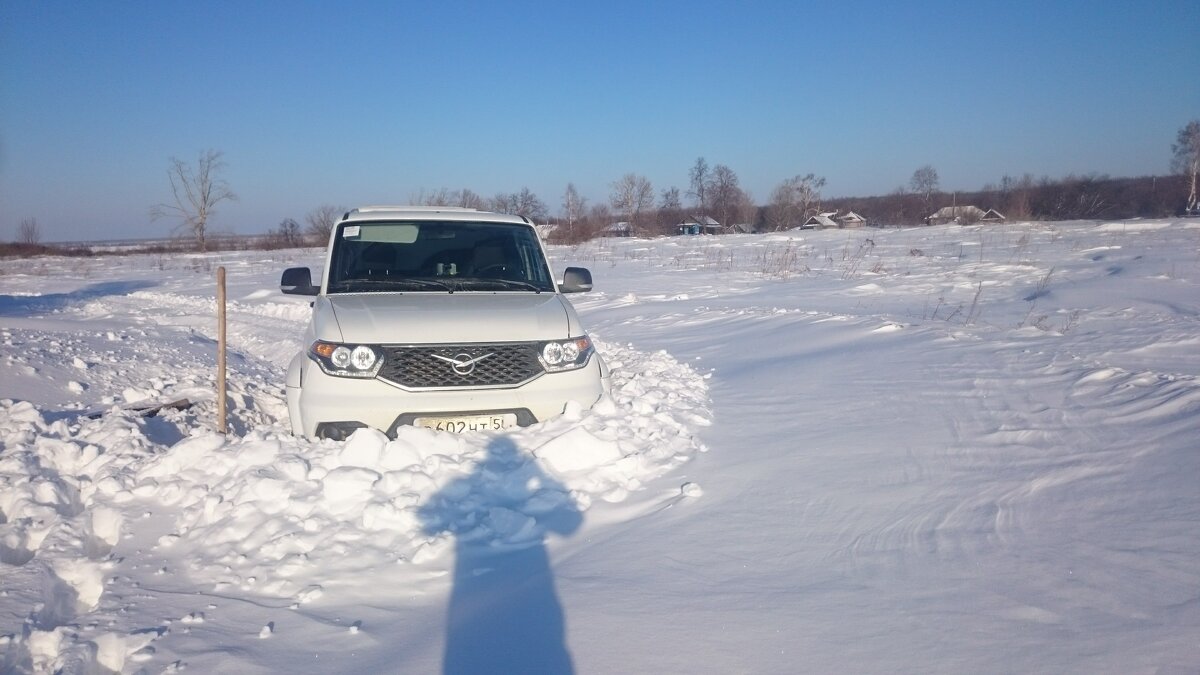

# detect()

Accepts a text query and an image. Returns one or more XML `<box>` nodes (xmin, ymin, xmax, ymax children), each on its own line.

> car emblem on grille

<box><xmin>431</xmin><ymin>352</ymin><xmax>494</xmax><ymax>376</ymax></box>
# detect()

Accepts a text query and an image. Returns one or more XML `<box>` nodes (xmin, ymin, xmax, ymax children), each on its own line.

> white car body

<box><xmin>280</xmin><ymin>206</ymin><xmax>609</xmax><ymax>439</ymax></box>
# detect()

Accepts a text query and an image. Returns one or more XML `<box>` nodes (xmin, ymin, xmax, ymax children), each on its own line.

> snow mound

<box><xmin>0</xmin><ymin>340</ymin><xmax>710</xmax><ymax>609</ymax></box>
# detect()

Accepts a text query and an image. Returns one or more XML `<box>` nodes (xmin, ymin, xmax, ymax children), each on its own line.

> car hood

<box><xmin>314</xmin><ymin>292</ymin><xmax>578</xmax><ymax>344</ymax></box>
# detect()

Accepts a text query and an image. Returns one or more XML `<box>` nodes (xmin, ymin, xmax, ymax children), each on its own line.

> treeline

<box><xmin>428</xmin><ymin>170</ymin><xmax>1193</xmax><ymax>242</ymax></box>
<box><xmin>0</xmin><ymin>234</ymin><xmax>313</xmax><ymax>259</ymax></box>
<box><xmin>11</xmin><ymin>129</ymin><xmax>1199</xmax><ymax>255</ymax></box>
<box><xmin>826</xmin><ymin>173</ymin><xmax>1190</xmax><ymax>226</ymax></box>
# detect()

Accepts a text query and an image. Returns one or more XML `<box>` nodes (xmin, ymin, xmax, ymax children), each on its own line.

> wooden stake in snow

<box><xmin>217</xmin><ymin>266</ymin><xmax>227</xmax><ymax>434</ymax></box>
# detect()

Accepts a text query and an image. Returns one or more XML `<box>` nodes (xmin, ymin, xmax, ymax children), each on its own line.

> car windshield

<box><xmin>326</xmin><ymin>220</ymin><xmax>555</xmax><ymax>294</ymax></box>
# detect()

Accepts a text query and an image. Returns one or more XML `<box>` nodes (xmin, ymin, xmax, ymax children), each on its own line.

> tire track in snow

<box><xmin>833</xmin><ymin>331</ymin><xmax>1200</xmax><ymax>626</ymax></box>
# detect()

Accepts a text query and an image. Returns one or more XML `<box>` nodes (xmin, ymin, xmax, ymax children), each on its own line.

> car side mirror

<box><xmin>559</xmin><ymin>267</ymin><xmax>593</xmax><ymax>293</ymax></box>
<box><xmin>281</xmin><ymin>267</ymin><xmax>319</xmax><ymax>296</ymax></box>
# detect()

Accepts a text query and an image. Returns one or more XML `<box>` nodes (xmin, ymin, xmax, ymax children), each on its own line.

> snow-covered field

<box><xmin>2</xmin><ymin>220</ymin><xmax>1198</xmax><ymax>674</ymax></box>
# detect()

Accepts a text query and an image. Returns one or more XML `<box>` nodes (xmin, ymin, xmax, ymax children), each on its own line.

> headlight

<box><xmin>350</xmin><ymin>345</ymin><xmax>377</xmax><ymax>370</ymax></box>
<box><xmin>542</xmin><ymin>342</ymin><xmax>563</xmax><ymax>364</ymax></box>
<box><xmin>331</xmin><ymin>346</ymin><xmax>351</xmax><ymax>369</ymax></box>
<box><xmin>309</xmin><ymin>341</ymin><xmax>383</xmax><ymax>378</ymax></box>
<box><xmin>538</xmin><ymin>336</ymin><xmax>594</xmax><ymax>372</ymax></box>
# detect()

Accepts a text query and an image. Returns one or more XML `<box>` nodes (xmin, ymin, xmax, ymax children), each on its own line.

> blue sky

<box><xmin>2</xmin><ymin>0</ymin><xmax>1198</xmax><ymax>242</ymax></box>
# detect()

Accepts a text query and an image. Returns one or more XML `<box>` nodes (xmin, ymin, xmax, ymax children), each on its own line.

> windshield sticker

<box><xmin>343</xmin><ymin>225</ymin><xmax>361</xmax><ymax>238</ymax></box>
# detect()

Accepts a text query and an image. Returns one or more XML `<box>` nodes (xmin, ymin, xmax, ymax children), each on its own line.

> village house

<box><xmin>602</xmin><ymin>221</ymin><xmax>633</xmax><ymax>237</ymax></box>
<box><xmin>802</xmin><ymin>212</ymin><xmax>839</xmax><ymax>228</ymax></box>
<box><xmin>979</xmin><ymin>208</ymin><xmax>1006</xmax><ymax>223</ymax></box>
<box><xmin>676</xmin><ymin>216</ymin><xmax>722</xmax><ymax>235</ymax></box>
<box><xmin>927</xmin><ymin>206</ymin><xmax>1006</xmax><ymax>225</ymax></box>
<box><xmin>801</xmin><ymin>210</ymin><xmax>870</xmax><ymax>229</ymax></box>
<box><xmin>837</xmin><ymin>211</ymin><xmax>867</xmax><ymax>228</ymax></box>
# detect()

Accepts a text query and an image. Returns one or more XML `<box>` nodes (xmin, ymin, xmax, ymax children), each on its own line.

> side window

<box><xmin>514</xmin><ymin>237</ymin><xmax>550</xmax><ymax>284</ymax></box>
<box><xmin>330</xmin><ymin>240</ymin><xmax>361</xmax><ymax>283</ymax></box>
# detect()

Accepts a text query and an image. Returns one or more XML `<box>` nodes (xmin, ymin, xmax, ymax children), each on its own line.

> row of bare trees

<box><xmin>826</xmin><ymin>172</ymin><xmax>1192</xmax><ymax>225</ymax></box>
<box><xmin>80</xmin><ymin>119</ymin><xmax>1199</xmax><ymax>251</ymax></box>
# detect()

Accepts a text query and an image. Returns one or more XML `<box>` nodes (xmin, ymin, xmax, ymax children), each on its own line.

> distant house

<box><xmin>726</xmin><ymin>222</ymin><xmax>756</xmax><ymax>234</ymax></box>
<box><xmin>927</xmin><ymin>205</ymin><xmax>988</xmax><ymax>225</ymax></box>
<box><xmin>802</xmin><ymin>212</ymin><xmax>839</xmax><ymax>229</ymax></box>
<box><xmin>979</xmin><ymin>208</ymin><xmax>1006</xmax><ymax>223</ymax></box>
<box><xmin>602</xmin><ymin>221</ymin><xmax>633</xmax><ymax>237</ymax></box>
<box><xmin>676</xmin><ymin>216</ymin><xmax>722</xmax><ymax>235</ymax></box>
<box><xmin>837</xmin><ymin>211</ymin><xmax>867</xmax><ymax>228</ymax></box>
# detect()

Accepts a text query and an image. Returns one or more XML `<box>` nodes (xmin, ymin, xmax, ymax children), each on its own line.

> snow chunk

<box><xmin>4</xmin><ymin>400</ymin><xmax>44</xmax><ymax>425</ymax></box>
<box><xmin>49</xmin><ymin>558</ymin><xmax>105</xmax><ymax>612</ymax></box>
<box><xmin>534</xmin><ymin>427</ymin><xmax>623</xmax><ymax>473</ymax></box>
<box><xmin>121</xmin><ymin>387</ymin><xmax>154</xmax><ymax>403</ymax></box>
<box><xmin>339</xmin><ymin>427</ymin><xmax>388</xmax><ymax>467</ymax></box>
<box><xmin>138</xmin><ymin>433</ymin><xmax>229</xmax><ymax>481</ymax></box>
<box><xmin>321</xmin><ymin>466</ymin><xmax>381</xmax><ymax>514</ymax></box>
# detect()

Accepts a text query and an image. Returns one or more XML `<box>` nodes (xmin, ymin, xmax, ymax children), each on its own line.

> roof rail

<box><xmin>341</xmin><ymin>205</ymin><xmax>486</xmax><ymax>221</ymax></box>
<box><xmin>351</xmin><ymin>205</ymin><xmax>482</xmax><ymax>214</ymax></box>
<box><xmin>341</xmin><ymin>205</ymin><xmax>487</xmax><ymax>221</ymax></box>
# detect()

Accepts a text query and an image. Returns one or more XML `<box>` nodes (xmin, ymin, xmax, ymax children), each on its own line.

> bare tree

<box><xmin>492</xmin><ymin>188</ymin><xmax>548</xmax><ymax>222</ymax></box>
<box><xmin>609</xmin><ymin>173</ymin><xmax>655</xmax><ymax>232</ymax></box>
<box><xmin>1172</xmin><ymin>120</ymin><xmax>1200</xmax><ymax>214</ymax></box>
<box><xmin>305</xmin><ymin>204</ymin><xmax>346</xmax><ymax>244</ymax></box>
<box><xmin>492</xmin><ymin>193</ymin><xmax>516</xmax><ymax>216</ymax></box>
<box><xmin>412</xmin><ymin>188</ymin><xmax>486</xmax><ymax>209</ymax></box>
<box><xmin>660</xmin><ymin>186</ymin><xmax>682</xmax><ymax>211</ymax></box>
<box><xmin>17</xmin><ymin>217</ymin><xmax>41</xmax><ymax>245</ymax></box>
<box><xmin>456</xmin><ymin>188</ymin><xmax>487</xmax><ymax>210</ymax></box>
<box><xmin>414</xmin><ymin>187</ymin><xmax>454</xmax><ymax>206</ymax></box>
<box><xmin>266</xmin><ymin>217</ymin><xmax>303</xmax><ymax>248</ymax></box>
<box><xmin>150</xmin><ymin>149</ymin><xmax>237</xmax><ymax>252</ymax></box>
<box><xmin>910</xmin><ymin>165</ymin><xmax>940</xmax><ymax>217</ymax></box>
<box><xmin>999</xmin><ymin>173</ymin><xmax>1035</xmax><ymax>220</ymax></box>
<box><xmin>687</xmin><ymin>157</ymin><xmax>710</xmax><ymax>216</ymax></box>
<box><xmin>707</xmin><ymin>164</ymin><xmax>743</xmax><ymax>228</ymax></box>
<box><xmin>561</xmin><ymin>183</ymin><xmax>587</xmax><ymax>236</ymax></box>
<box><xmin>767</xmin><ymin>173</ymin><xmax>826</xmax><ymax>230</ymax></box>
<box><xmin>735</xmin><ymin>188</ymin><xmax>758</xmax><ymax>232</ymax></box>
<box><xmin>658</xmin><ymin>186</ymin><xmax>683</xmax><ymax>233</ymax></box>
<box><xmin>516</xmin><ymin>188</ymin><xmax>548</xmax><ymax>222</ymax></box>
<box><xmin>588</xmin><ymin>201</ymin><xmax>609</xmax><ymax>223</ymax></box>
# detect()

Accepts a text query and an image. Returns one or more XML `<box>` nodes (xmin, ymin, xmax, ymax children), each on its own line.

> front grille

<box><xmin>378</xmin><ymin>343</ymin><xmax>544</xmax><ymax>389</ymax></box>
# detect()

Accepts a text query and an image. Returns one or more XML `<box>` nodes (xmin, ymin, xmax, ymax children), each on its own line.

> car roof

<box><xmin>341</xmin><ymin>206</ymin><xmax>531</xmax><ymax>225</ymax></box>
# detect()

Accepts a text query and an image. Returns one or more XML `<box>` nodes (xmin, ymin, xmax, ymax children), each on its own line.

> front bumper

<box><xmin>287</xmin><ymin>355</ymin><xmax>609</xmax><ymax>439</ymax></box>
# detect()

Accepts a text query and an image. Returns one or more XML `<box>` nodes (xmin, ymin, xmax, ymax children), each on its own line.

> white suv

<box><xmin>280</xmin><ymin>206</ymin><xmax>610</xmax><ymax>440</ymax></box>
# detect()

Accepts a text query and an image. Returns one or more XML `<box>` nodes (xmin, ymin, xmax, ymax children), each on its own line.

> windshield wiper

<box><xmin>331</xmin><ymin>278</ymin><xmax>457</xmax><ymax>293</ymax></box>
<box><xmin>459</xmin><ymin>278</ymin><xmax>546</xmax><ymax>293</ymax></box>
<box><xmin>397</xmin><ymin>278</ymin><xmax>457</xmax><ymax>292</ymax></box>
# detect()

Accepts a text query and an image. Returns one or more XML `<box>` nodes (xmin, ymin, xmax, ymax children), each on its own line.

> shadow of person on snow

<box><xmin>419</xmin><ymin>435</ymin><xmax>582</xmax><ymax>675</ymax></box>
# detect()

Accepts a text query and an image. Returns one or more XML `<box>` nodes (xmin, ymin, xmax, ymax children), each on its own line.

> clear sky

<box><xmin>2</xmin><ymin>0</ymin><xmax>1198</xmax><ymax>242</ymax></box>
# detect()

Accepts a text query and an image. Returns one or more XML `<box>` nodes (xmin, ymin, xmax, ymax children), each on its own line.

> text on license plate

<box><xmin>413</xmin><ymin>414</ymin><xmax>518</xmax><ymax>433</ymax></box>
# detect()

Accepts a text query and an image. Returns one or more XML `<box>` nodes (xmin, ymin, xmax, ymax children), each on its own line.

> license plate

<box><xmin>413</xmin><ymin>413</ymin><xmax>517</xmax><ymax>433</ymax></box>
